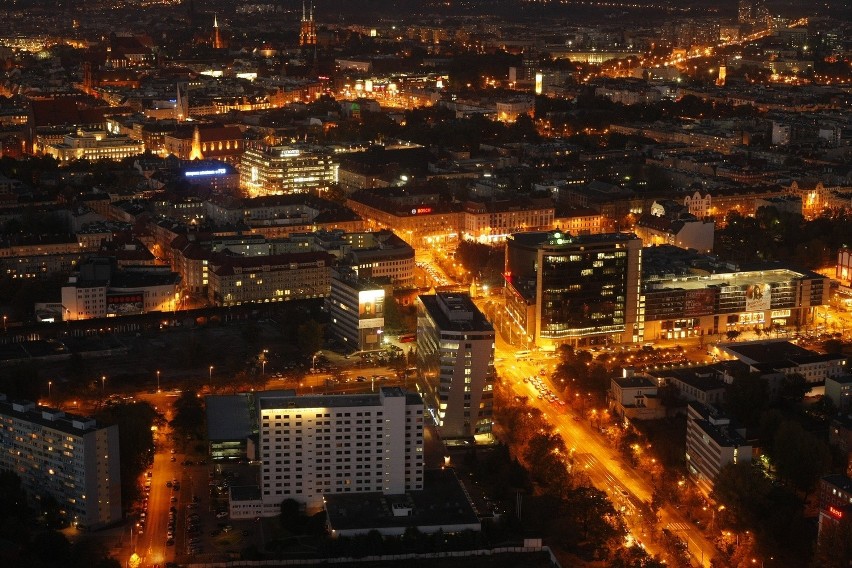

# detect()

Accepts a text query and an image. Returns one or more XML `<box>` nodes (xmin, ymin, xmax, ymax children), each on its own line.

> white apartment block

<box><xmin>416</xmin><ymin>293</ymin><xmax>495</xmax><ymax>440</ymax></box>
<box><xmin>255</xmin><ymin>388</ymin><xmax>424</xmax><ymax>513</ymax></box>
<box><xmin>685</xmin><ymin>402</ymin><xmax>752</xmax><ymax>486</ymax></box>
<box><xmin>0</xmin><ymin>395</ymin><xmax>122</xmax><ymax>529</ymax></box>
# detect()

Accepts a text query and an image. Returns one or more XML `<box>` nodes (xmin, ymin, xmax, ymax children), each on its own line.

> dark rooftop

<box><xmin>324</xmin><ymin>469</ymin><xmax>480</xmax><ymax>533</ymax></box>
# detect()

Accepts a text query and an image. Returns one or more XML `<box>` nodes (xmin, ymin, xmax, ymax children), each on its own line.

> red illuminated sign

<box><xmin>828</xmin><ymin>506</ymin><xmax>844</xmax><ymax>519</ymax></box>
<box><xmin>410</xmin><ymin>207</ymin><xmax>432</xmax><ymax>215</ymax></box>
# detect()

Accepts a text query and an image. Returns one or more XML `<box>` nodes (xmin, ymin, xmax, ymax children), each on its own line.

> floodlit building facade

<box><xmin>0</xmin><ymin>395</ymin><xmax>121</xmax><ymax>529</ymax></box>
<box><xmin>240</xmin><ymin>145</ymin><xmax>338</xmax><ymax>197</ymax></box>
<box><xmin>44</xmin><ymin>131</ymin><xmax>144</xmax><ymax>162</ymax></box>
<box><xmin>253</xmin><ymin>388</ymin><xmax>424</xmax><ymax>513</ymax></box>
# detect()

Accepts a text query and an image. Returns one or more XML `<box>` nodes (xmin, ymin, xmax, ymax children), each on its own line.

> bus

<box><xmin>514</xmin><ymin>350</ymin><xmax>531</xmax><ymax>358</ymax></box>
<box><xmin>399</xmin><ymin>333</ymin><xmax>416</xmax><ymax>343</ymax></box>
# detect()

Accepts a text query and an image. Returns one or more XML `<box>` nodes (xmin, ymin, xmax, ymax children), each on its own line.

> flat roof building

<box><xmin>325</xmin><ymin>468</ymin><xmax>480</xmax><ymax>537</ymax></box>
<box><xmin>416</xmin><ymin>293</ymin><xmax>495</xmax><ymax>442</ymax></box>
<box><xmin>240</xmin><ymin>145</ymin><xmax>338</xmax><ymax>197</ymax></box>
<box><xmin>685</xmin><ymin>401</ymin><xmax>752</xmax><ymax>487</ymax></box>
<box><xmin>252</xmin><ymin>387</ymin><xmax>424</xmax><ymax>513</ymax></box>
<box><xmin>0</xmin><ymin>394</ymin><xmax>121</xmax><ymax>529</ymax></box>
<box><xmin>505</xmin><ymin>230</ymin><xmax>643</xmax><ymax>347</ymax></box>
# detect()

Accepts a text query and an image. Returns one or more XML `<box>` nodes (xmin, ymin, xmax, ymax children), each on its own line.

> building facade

<box><xmin>254</xmin><ymin>388</ymin><xmax>424</xmax><ymax>513</ymax></box>
<box><xmin>43</xmin><ymin>131</ymin><xmax>144</xmax><ymax>163</ymax></box>
<box><xmin>207</xmin><ymin>251</ymin><xmax>332</xmax><ymax>306</ymax></box>
<box><xmin>239</xmin><ymin>145</ymin><xmax>338</xmax><ymax>197</ymax></box>
<box><xmin>685</xmin><ymin>401</ymin><xmax>752</xmax><ymax>487</ymax></box>
<box><xmin>0</xmin><ymin>395</ymin><xmax>121</xmax><ymax>529</ymax></box>
<box><xmin>642</xmin><ymin>268</ymin><xmax>828</xmax><ymax>342</ymax></box>
<box><xmin>504</xmin><ymin>231</ymin><xmax>643</xmax><ymax>347</ymax></box>
<box><xmin>416</xmin><ymin>293</ymin><xmax>495</xmax><ymax>441</ymax></box>
<box><xmin>327</xmin><ymin>271</ymin><xmax>388</xmax><ymax>351</ymax></box>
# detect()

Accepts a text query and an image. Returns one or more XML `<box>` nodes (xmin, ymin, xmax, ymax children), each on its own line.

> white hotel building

<box><xmin>0</xmin><ymin>395</ymin><xmax>122</xmax><ymax>529</ymax></box>
<box><xmin>236</xmin><ymin>388</ymin><xmax>424</xmax><ymax>515</ymax></box>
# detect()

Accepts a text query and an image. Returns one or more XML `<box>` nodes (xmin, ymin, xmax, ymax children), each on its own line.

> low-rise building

<box><xmin>324</xmin><ymin>469</ymin><xmax>480</xmax><ymax>537</ymax></box>
<box><xmin>207</xmin><ymin>251</ymin><xmax>332</xmax><ymax>306</ymax></box>
<box><xmin>43</xmin><ymin>130</ymin><xmax>144</xmax><ymax>163</ymax></box>
<box><xmin>826</xmin><ymin>375</ymin><xmax>852</xmax><ymax>412</ymax></box>
<box><xmin>817</xmin><ymin>475</ymin><xmax>852</xmax><ymax>541</ymax></box>
<box><xmin>717</xmin><ymin>340</ymin><xmax>846</xmax><ymax>384</ymax></box>
<box><xmin>648</xmin><ymin>365</ymin><xmax>726</xmax><ymax>406</ymax></box>
<box><xmin>60</xmin><ymin>258</ymin><xmax>181</xmax><ymax>320</ymax></box>
<box><xmin>634</xmin><ymin>200</ymin><xmax>715</xmax><ymax>253</ymax></box>
<box><xmin>609</xmin><ymin>368</ymin><xmax>664</xmax><ymax>421</ymax></box>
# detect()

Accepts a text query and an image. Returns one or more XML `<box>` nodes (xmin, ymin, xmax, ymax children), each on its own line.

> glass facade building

<box><xmin>505</xmin><ymin>231</ymin><xmax>643</xmax><ymax>347</ymax></box>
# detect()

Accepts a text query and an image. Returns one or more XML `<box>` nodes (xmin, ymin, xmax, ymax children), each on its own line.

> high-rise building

<box><xmin>416</xmin><ymin>293</ymin><xmax>495</xmax><ymax>441</ymax></box>
<box><xmin>0</xmin><ymin>395</ymin><xmax>122</xmax><ymax>529</ymax></box>
<box><xmin>327</xmin><ymin>269</ymin><xmax>388</xmax><ymax>352</ymax></box>
<box><xmin>239</xmin><ymin>145</ymin><xmax>338</xmax><ymax>197</ymax></box>
<box><xmin>504</xmin><ymin>231</ymin><xmax>643</xmax><ymax>347</ymax></box>
<box><xmin>299</xmin><ymin>1</ymin><xmax>317</xmax><ymax>47</ymax></box>
<box><xmin>255</xmin><ymin>388</ymin><xmax>424</xmax><ymax>512</ymax></box>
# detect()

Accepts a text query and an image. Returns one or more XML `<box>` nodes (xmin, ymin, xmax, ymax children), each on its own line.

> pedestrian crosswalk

<box><xmin>667</xmin><ymin>522</ymin><xmax>691</xmax><ymax>532</ymax></box>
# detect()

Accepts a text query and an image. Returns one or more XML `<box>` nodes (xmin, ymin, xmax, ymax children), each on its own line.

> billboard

<box><xmin>744</xmin><ymin>283</ymin><xmax>771</xmax><ymax>312</ymax></box>
<box><xmin>107</xmin><ymin>294</ymin><xmax>144</xmax><ymax>314</ymax></box>
<box><xmin>683</xmin><ymin>288</ymin><xmax>716</xmax><ymax>317</ymax></box>
<box><xmin>358</xmin><ymin>289</ymin><xmax>385</xmax><ymax>319</ymax></box>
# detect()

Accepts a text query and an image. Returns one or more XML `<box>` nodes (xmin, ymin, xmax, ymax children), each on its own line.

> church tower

<box><xmin>213</xmin><ymin>13</ymin><xmax>223</xmax><ymax>49</ymax></box>
<box><xmin>299</xmin><ymin>1</ymin><xmax>317</xmax><ymax>47</ymax></box>
<box><xmin>176</xmin><ymin>82</ymin><xmax>189</xmax><ymax>122</ymax></box>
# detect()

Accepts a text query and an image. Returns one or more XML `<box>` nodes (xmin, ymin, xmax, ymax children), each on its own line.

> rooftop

<box><xmin>258</xmin><ymin>387</ymin><xmax>421</xmax><ymax>411</ymax></box>
<box><xmin>205</xmin><ymin>393</ymin><xmax>262</xmax><ymax>442</ymax></box>
<box><xmin>0</xmin><ymin>394</ymin><xmax>102</xmax><ymax>436</ymax></box>
<box><xmin>419</xmin><ymin>293</ymin><xmax>493</xmax><ymax>334</ymax></box>
<box><xmin>324</xmin><ymin>469</ymin><xmax>480</xmax><ymax>532</ymax></box>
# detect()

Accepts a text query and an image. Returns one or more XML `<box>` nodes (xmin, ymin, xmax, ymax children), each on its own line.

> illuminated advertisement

<box><xmin>107</xmin><ymin>294</ymin><xmax>144</xmax><ymax>314</ymax></box>
<box><xmin>683</xmin><ymin>288</ymin><xmax>716</xmax><ymax>317</ymax></box>
<box><xmin>410</xmin><ymin>207</ymin><xmax>432</xmax><ymax>215</ymax></box>
<box><xmin>744</xmin><ymin>283</ymin><xmax>771</xmax><ymax>312</ymax></box>
<box><xmin>185</xmin><ymin>167</ymin><xmax>227</xmax><ymax>177</ymax></box>
<box><xmin>358</xmin><ymin>289</ymin><xmax>385</xmax><ymax>319</ymax></box>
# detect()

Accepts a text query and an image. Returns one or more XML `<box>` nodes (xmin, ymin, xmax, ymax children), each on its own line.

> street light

<box><xmin>48</xmin><ymin>381</ymin><xmax>52</xmax><ymax>399</ymax></box>
<box><xmin>209</xmin><ymin>366</ymin><xmax>214</xmax><ymax>382</ymax></box>
<box><xmin>262</xmin><ymin>360</ymin><xmax>267</xmax><ymax>376</ymax></box>
<box><xmin>156</xmin><ymin>370</ymin><xmax>160</xmax><ymax>393</ymax></box>
<box><xmin>101</xmin><ymin>375</ymin><xmax>106</xmax><ymax>395</ymax></box>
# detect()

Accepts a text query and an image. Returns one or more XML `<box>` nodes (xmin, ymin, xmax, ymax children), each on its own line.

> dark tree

<box><xmin>170</xmin><ymin>390</ymin><xmax>205</xmax><ymax>441</ymax></box>
<box><xmin>96</xmin><ymin>402</ymin><xmax>159</xmax><ymax>510</ymax></box>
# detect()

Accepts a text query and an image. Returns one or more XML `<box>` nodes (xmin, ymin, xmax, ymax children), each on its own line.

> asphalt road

<box><xmin>483</xmin><ymin>296</ymin><xmax>719</xmax><ymax>567</ymax></box>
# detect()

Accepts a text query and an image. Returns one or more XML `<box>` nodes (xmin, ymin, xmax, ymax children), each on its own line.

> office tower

<box><xmin>504</xmin><ymin>230</ymin><xmax>643</xmax><ymax>347</ymax></box>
